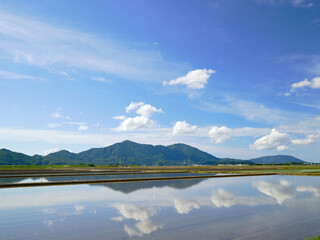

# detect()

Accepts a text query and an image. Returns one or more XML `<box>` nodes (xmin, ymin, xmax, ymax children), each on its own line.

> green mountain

<box><xmin>249</xmin><ymin>155</ymin><xmax>305</xmax><ymax>164</ymax></box>
<box><xmin>0</xmin><ymin>149</ymin><xmax>41</xmax><ymax>165</ymax></box>
<box><xmin>77</xmin><ymin>140</ymin><xmax>188</xmax><ymax>165</ymax></box>
<box><xmin>0</xmin><ymin>141</ymin><xmax>307</xmax><ymax>165</ymax></box>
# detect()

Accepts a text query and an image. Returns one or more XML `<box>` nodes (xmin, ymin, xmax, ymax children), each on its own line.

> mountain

<box><xmin>0</xmin><ymin>141</ymin><xmax>307</xmax><ymax>165</ymax></box>
<box><xmin>77</xmin><ymin>140</ymin><xmax>189</xmax><ymax>165</ymax></box>
<box><xmin>167</xmin><ymin>143</ymin><xmax>219</xmax><ymax>163</ymax></box>
<box><xmin>0</xmin><ymin>149</ymin><xmax>41</xmax><ymax>165</ymax></box>
<box><xmin>249</xmin><ymin>155</ymin><xmax>305</xmax><ymax>164</ymax></box>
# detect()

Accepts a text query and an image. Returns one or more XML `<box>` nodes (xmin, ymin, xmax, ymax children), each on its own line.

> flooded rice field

<box><xmin>0</xmin><ymin>175</ymin><xmax>320</xmax><ymax>239</ymax></box>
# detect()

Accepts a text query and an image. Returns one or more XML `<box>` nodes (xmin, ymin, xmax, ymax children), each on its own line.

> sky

<box><xmin>0</xmin><ymin>0</ymin><xmax>319</xmax><ymax>162</ymax></box>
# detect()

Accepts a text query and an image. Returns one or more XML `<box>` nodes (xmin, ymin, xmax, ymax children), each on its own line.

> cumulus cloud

<box><xmin>163</xmin><ymin>69</ymin><xmax>215</xmax><ymax>89</ymax></box>
<box><xmin>125</xmin><ymin>102</ymin><xmax>145</xmax><ymax>113</ymax></box>
<box><xmin>208</xmin><ymin>126</ymin><xmax>232</xmax><ymax>143</ymax></box>
<box><xmin>115</xmin><ymin>116</ymin><xmax>156</xmax><ymax>132</ymax></box>
<box><xmin>114</xmin><ymin>102</ymin><xmax>163</xmax><ymax>132</ymax></box>
<box><xmin>173</xmin><ymin>199</ymin><xmax>200</xmax><ymax>214</ymax></box>
<box><xmin>253</xmin><ymin>179</ymin><xmax>295</xmax><ymax>204</ymax></box>
<box><xmin>288</xmin><ymin>77</ymin><xmax>320</xmax><ymax>94</ymax></box>
<box><xmin>113</xmin><ymin>115</ymin><xmax>126</xmax><ymax>120</ymax></box>
<box><xmin>291</xmin><ymin>134</ymin><xmax>319</xmax><ymax>145</ymax></box>
<box><xmin>250</xmin><ymin>129</ymin><xmax>290</xmax><ymax>151</ymax></box>
<box><xmin>172</xmin><ymin>121</ymin><xmax>197</xmax><ymax>135</ymax></box>
<box><xmin>136</xmin><ymin>104</ymin><xmax>163</xmax><ymax>118</ymax></box>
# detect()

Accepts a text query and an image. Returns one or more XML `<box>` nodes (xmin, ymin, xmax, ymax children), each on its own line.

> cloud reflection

<box><xmin>173</xmin><ymin>199</ymin><xmax>200</xmax><ymax>214</ymax></box>
<box><xmin>253</xmin><ymin>179</ymin><xmax>295</xmax><ymax>204</ymax></box>
<box><xmin>211</xmin><ymin>188</ymin><xmax>273</xmax><ymax>208</ymax></box>
<box><xmin>112</xmin><ymin>203</ymin><xmax>163</xmax><ymax>237</ymax></box>
<box><xmin>296</xmin><ymin>185</ymin><xmax>320</xmax><ymax>197</ymax></box>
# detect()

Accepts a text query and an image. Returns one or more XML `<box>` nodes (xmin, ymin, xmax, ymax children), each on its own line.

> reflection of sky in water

<box><xmin>1</xmin><ymin>175</ymin><xmax>320</xmax><ymax>239</ymax></box>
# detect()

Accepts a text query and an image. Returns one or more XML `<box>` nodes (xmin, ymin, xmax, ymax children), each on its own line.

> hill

<box><xmin>249</xmin><ymin>155</ymin><xmax>305</xmax><ymax>164</ymax></box>
<box><xmin>0</xmin><ymin>149</ymin><xmax>41</xmax><ymax>165</ymax></box>
<box><xmin>0</xmin><ymin>141</ymin><xmax>307</xmax><ymax>166</ymax></box>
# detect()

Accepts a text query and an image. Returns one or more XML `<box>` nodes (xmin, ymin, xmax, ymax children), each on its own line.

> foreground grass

<box><xmin>304</xmin><ymin>234</ymin><xmax>320</xmax><ymax>240</ymax></box>
<box><xmin>0</xmin><ymin>164</ymin><xmax>320</xmax><ymax>176</ymax></box>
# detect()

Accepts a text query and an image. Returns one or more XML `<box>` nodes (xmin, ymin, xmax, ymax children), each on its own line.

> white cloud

<box><xmin>136</xmin><ymin>104</ymin><xmax>163</xmax><ymax>118</ymax></box>
<box><xmin>50</xmin><ymin>109</ymin><xmax>71</xmax><ymax>120</ymax></box>
<box><xmin>163</xmin><ymin>69</ymin><xmax>215</xmax><ymax>89</ymax></box>
<box><xmin>62</xmin><ymin>121</ymin><xmax>88</xmax><ymax>131</ymax></box>
<box><xmin>91</xmin><ymin>76</ymin><xmax>110</xmax><ymax>83</ymax></box>
<box><xmin>208</xmin><ymin>126</ymin><xmax>232</xmax><ymax>143</ymax></box>
<box><xmin>172</xmin><ymin>121</ymin><xmax>197</xmax><ymax>135</ymax></box>
<box><xmin>0</xmin><ymin>12</ymin><xmax>190</xmax><ymax>82</ymax></box>
<box><xmin>0</xmin><ymin>70</ymin><xmax>46</xmax><ymax>81</ymax></box>
<box><xmin>113</xmin><ymin>115</ymin><xmax>126</xmax><ymax>120</ymax></box>
<box><xmin>253</xmin><ymin>180</ymin><xmax>295</xmax><ymax>204</ymax></box>
<box><xmin>250</xmin><ymin>129</ymin><xmax>290</xmax><ymax>151</ymax></box>
<box><xmin>198</xmin><ymin>97</ymin><xmax>292</xmax><ymax>124</ymax></box>
<box><xmin>291</xmin><ymin>134</ymin><xmax>319</xmax><ymax>145</ymax></box>
<box><xmin>173</xmin><ymin>199</ymin><xmax>200</xmax><ymax>214</ymax></box>
<box><xmin>111</xmin><ymin>216</ymin><xmax>125</xmax><ymax>222</ymax></box>
<box><xmin>254</xmin><ymin>0</ymin><xmax>314</xmax><ymax>7</ymax></box>
<box><xmin>125</xmin><ymin>102</ymin><xmax>144</xmax><ymax>113</ymax></box>
<box><xmin>114</xmin><ymin>116</ymin><xmax>156</xmax><ymax>132</ymax></box>
<box><xmin>78</xmin><ymin>125</ymin><xmax>88</xmax><ymax>131</ymax></box>
<box><xmin>290</xmin><ymin>77</ymin><xmax>320</xmax><ymax>93</ymax></box>
<box><xmin>43</xmin><ymin>148</ymin><xmax>59</xmax><ymax>156</ymax></box>
<box><xmin>114</xmin><ymin>102</ymin><xmax>163</xmax><ymax>132</ymax></box>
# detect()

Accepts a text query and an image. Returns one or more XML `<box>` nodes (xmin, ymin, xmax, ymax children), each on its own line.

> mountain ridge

<box><xmin>0</xmin><ymin>140</ymin><xmax>306</xmax><ymax>165</ymax></box>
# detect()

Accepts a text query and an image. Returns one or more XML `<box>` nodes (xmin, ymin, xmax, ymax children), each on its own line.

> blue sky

<box><xmin>0</xmin><ymin>0</ymin><xmax>319</xmax><ymax>161</ymax></box>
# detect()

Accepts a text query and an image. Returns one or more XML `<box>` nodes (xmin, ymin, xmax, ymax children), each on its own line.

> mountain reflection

<box><xmin>98</xmin><ymin>179</ymin><xmax>205</xmax><ymax>194</ymax></box>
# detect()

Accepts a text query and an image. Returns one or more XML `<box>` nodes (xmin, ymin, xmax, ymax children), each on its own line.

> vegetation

<box><xmin>304</xmin><ymin>234</ymin><xmax>320</xmax><ymax>240</ymax></box>
<box><xmin>0</xmin><ymin>140</ymin><xmax>306</xmax><ymax>166</ymax></box>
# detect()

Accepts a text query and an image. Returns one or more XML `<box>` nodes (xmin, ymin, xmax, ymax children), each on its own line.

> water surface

<box><xmin>0</xmin><ymin>172</ymin><xmax>215</xmax><ymax>184</ymax></box>
<box><xmin>1</xmin><ymin>175</ymin><xmax>320</xmax><ymax>239</ymax></box>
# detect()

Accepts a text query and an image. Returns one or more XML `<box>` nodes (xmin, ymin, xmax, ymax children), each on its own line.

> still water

<box><xmin>0</xmin><ymin>173</ymin><xmax>216</xmax><ymax>184</ymax></box>
<box><xmin>0</xmin><ymin>175</ymin><xmax>320</xmax><ymax>239</ymax></box>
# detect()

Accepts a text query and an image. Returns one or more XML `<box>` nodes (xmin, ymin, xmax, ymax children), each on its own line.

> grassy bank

<box><xmin>0</xmin><ymin>164</ymin><xmax>320</xmax><ymax>176</ymax></box>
